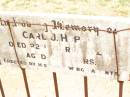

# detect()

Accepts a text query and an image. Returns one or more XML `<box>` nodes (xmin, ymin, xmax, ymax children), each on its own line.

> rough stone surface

<box><xmin>0</xmin><ymin>12</ymin><xmax>130</xmax><ymax>97</ymax></box>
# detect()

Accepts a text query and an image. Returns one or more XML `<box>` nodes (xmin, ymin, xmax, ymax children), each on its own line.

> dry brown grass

<box><xmin>0</xmin><ymin>0</ymin><xmax>130</xmax><ymax>16</ymax></box>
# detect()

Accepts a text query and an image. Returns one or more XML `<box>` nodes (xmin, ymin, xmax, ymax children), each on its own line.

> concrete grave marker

<box><xmin>0</xmin><ymin>12</ymin><xmax>130</xmax><ymax>97</ymax></box>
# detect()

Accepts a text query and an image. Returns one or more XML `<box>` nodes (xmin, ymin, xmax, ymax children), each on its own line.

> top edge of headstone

<box><xmin>0</xmin><ymin>11</ymin><xmax>130</xmax><ymax>22</ymax></box>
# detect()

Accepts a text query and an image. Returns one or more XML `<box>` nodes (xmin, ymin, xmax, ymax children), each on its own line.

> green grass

<box><xmin>0</xmin><ymin>0</ymin><xmax>130</xmax><ymax>16</ymax></box>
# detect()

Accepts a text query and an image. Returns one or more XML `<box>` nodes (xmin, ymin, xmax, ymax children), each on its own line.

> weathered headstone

<box><xmin>0</xmin><ymin>12</ymin><xmax>130</xmax><ymax>97</ymax></box>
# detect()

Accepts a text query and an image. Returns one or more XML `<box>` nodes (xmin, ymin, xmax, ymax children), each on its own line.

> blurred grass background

<box><xmin>0</xmin><ymin>0</ymin><xmax>130</xmax><ymax>16</ymax></box>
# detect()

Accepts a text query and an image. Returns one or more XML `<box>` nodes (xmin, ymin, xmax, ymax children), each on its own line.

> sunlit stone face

<box><xmin>0</xmin><ymin>12</ymin><xmax>130</xmax><ymax>97</ymax></box>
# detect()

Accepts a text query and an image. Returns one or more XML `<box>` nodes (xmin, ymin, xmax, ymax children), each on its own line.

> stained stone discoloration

<box><xmin>0</xmin><ymin>13</ymin><xmax>130</xmax><ymax>78</ymax></box>
<box><xmin>0</xmin><ymin>12</ymin><xmax>130</xmax><ymax>97</ymax></box>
